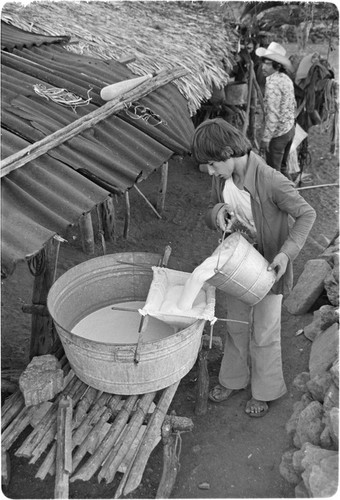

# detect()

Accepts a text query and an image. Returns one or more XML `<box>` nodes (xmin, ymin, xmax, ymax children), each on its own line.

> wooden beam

<box><xmin>1</xmin><ymin>67</ymin><xmax>188</xmax><ymax>178</ymax></box>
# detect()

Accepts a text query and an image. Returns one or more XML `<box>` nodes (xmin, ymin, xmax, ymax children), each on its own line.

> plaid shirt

<box><xmin>263</xmin><ymin>72</ymin><xmax>296</xmax><ymax>142</ymax></box>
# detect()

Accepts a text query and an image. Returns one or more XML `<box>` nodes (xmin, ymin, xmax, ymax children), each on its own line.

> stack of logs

<box><xmin>1</xmin><ymin>351</ymin><xmax>194</xmax><ymax>499</ymax></box>
<box><xmin>279</xmin><ymin>233</ymin><xmax>339</xmax><ymax>496</ymax></box>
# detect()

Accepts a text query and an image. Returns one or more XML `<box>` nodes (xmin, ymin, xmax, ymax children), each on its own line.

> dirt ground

<box><xmin>2</xmin><ymin>114</ymin><xmax>339</xmax><ymax>499</ymax></box>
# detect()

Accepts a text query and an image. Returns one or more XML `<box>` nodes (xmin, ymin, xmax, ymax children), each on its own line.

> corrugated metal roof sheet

<box><xmin>1</xmin><ymin>20</ymin><xmax>70</xmax><ymax>50</ymax></box>
<box><xmin>1</xmin><ymin>22</ymin><xmax>195</xmax><ymax>277</ymax></box>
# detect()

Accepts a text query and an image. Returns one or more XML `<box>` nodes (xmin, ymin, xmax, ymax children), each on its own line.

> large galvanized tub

<box><xmin>47</xmin><ymin>252</ymin><xmax>206</xmax><ymax>395</ymax></box>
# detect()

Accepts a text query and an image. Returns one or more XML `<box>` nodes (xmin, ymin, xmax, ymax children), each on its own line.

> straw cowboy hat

<box><xmin>256</xmin><ymin>42</ymin><xmax>294</xmax><ymax>72</ymax></box>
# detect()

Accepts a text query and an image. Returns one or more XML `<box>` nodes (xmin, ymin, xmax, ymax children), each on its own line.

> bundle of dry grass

<box><xmin>2</xmin><ymin>0</ymin><xmax>238</xmax><ymax>115</ymax></box>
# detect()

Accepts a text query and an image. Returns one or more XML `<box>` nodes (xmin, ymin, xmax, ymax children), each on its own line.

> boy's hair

<box><xmin>192</xmin><ymin>118</ymin><xmax>252</xmax><ymax>164</ymax></box>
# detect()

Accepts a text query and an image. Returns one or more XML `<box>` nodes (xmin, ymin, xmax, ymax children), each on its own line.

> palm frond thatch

<box><xmin>2</xmin><ymin>1</ymin><xmax>238</xmax><ymax>115</ymax></box>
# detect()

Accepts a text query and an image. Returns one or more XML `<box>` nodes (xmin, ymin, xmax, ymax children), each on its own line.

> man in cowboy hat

<box><xmin>256</xmin><ymin>42</ymin><xmax>296</xmax><ymax>178</ymax></box>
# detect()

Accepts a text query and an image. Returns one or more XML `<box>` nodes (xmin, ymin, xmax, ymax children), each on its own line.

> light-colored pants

<box><xmin>219</xmin><ymin>293</ymin><xmax>287</xmax><ymax>402</ymax></box>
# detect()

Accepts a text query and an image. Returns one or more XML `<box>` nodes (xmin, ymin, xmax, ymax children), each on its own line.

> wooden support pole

<box><xmin>1</xmin><ymin>67</ymin><xmax>188</xmax><ymax>178</ymax></box>
<box><xmin>54</xmin><ymin>396</ymin><xmax>73</xmax><ymax>499</ymax></box>
<box><xmin>242</xmin><ymin>60</ymin><xmax>254</xmax><ymax>136</ymax></box>
<box><xmin>195</xmin><ymin>345</ymin><xmax>209</xmax><ymax>416</ymax></box>
<box><xmin>156</xmin><ymin>415</ymin><xmax>179</xmax><ymax>499</ymax></box>
<box><xmin>29</xmin><ymin>238</ymin><xmax>60</xmax><ymax>358</ymax></box>
<box><xmin>133</xmin><ymin>184</ymin><xmax>162</xmax><ymax>219</ymax></box>
<box><xmin>123</xmin><ymin>190</ymin><xmax>131</xmax><ymax>239</ymax></box>
<box><xmin>79</xmin><ymin>212</ymin><xmax>95</xmax><ymax>254</ymax></box>
<box><xmin>156</xmin><ymin>161</ymin><xmax>168</xmax><ymax>214</ymax></box>
<box><xmin>101</xmin><ymin>196</ymin><xmax>116</xmax><ymax>242</ymax></box>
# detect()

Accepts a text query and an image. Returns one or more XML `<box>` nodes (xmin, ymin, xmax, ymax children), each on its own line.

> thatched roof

<box><xmin>1</xmin><ymin>0</ymin><xmax>238</xmax><ymax>115</ymax></box>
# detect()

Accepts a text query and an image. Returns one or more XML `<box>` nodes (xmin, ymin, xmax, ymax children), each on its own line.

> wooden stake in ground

<box><xmin>195</xmin><ymin>344</ymin><xmax>209</xmax><ymax>416</ymax></box>
<box><xmin>156</xmin><ymin>415</ymin><xmax>179</xmax><ymax>499</ymax></box>
<box><xmin>54</xmin><ymin>396</ymin><xmax>73</xmax><ymax>499</ymax></box>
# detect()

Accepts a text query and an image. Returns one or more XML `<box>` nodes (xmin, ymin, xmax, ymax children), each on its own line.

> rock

<box><xmin>328</xmin><ymin>407</ymin><xmax>339</xmax><ymax>448</ymax></box>
<box><xmin>303</xmin><ymin>310</ymin><xmax>323</xmax><ymax>341</ymax></box>
<box><xmin>302</xmin><ymin>454</ymin><xmax>338</xmax><ymax>497</ymax></box>
<box><xmin>284</xmin><ymin>259</ymin><xmax>332</xmax><ymax>315</ymax></box>
<box><xmin>330</xmin><ymin>358</ymin><xmax>339</xmax><ymax>387</ymax></box>
<box><xmin>300</xmin><ymin>442</ymin><xmax>337</xmax><ymax>470</ymax></box>
<box><xmin>304</xmin><ymin>305</ymin><xmax>339</xmax><ymax>342</ymax></box>
<box><xmin>319</xmin><ymin>424</ymin><xmax>336</xmax><ymax>450</ymax></box>
<box><xmin>286</xmin><ymin>394</ymin><xmax>313</xmax><ymax>437</ymax></box>
<box><xmin>306</xmin><ymin>371</ymin><xmax>332</xmax><ymax>402</ymax></box>
<box><xmin>309</xmin><ymin>323</ymin><xmax>339</xmax><ymax>378</ymax></box>
<box><xmin>293</xmin><ymin>401</ymin><xmax>324</xmax><ymax>448</ymax></box>
<box><xmin>292</xmin><ymin>447</ymin><xmax>305</xmax><ymax>473</ymax></box>
<box><xmin>323</xmin><ymin>382</ymin><xmax>339</xmax><ymax>413</ymax></box>
<box><xmin>19</xmin><ymin>355</ymin><xmax>64</xmax><ymax>407</ymax></box>
<box><xmin>279</xmin><ymin>449</ymin><xmax>301</xmax><ymax>484</ymax></box>
<box><xmin>293</xmin><ymin>372</ymin><xmax>310</xmax><ymax>392</ymax></box>
<box><xmin>324</xmin><ymin>267</ymin><xmax>339</xmax><ymax>306</ymax></box>
<box><xmin>294</xmin><ymin>480</ymin><xmax>309</xmax><ymax>497</ymax></box>
<box><xmin>319</xmin><ymin>305</ymin><xmax>339</xmax><ymax>329</ymax></box>
<box><xmin>198</xmin><ymin>482</ymin><xmax>210</xmax><ymax>490</ymax></box>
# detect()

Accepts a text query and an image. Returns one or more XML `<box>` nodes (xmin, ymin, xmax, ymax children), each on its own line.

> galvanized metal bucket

<box><xmin>206</xmin><ymin>233</ymin><xmax>276</xmax><ymax>306</ymax></box>
<box><xmin>47</xmin><ymin>253</ymin><xmax>205</xmax><ymax>395</ymax></box>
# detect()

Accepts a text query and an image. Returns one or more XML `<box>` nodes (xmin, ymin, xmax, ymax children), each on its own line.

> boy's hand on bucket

<box><xmin>216</xmin><ymin>206</ymin><xmax>230</xmax><ymax>231</ymax></box>
<box><xmin>268</xmin><ymin>252</ymin><xmax>289</xmax><ymax>282</ymax></box>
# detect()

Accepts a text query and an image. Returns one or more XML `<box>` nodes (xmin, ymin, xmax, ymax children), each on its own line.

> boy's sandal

<box><xmin>245</xmin><ymin>398</ymin><xmax>268</xmax><ymax>418</ymax></box>
<box><xmin>208</xmin><ymin>384</ymin><xmax>239</xmax><ymax>403</ymax></box>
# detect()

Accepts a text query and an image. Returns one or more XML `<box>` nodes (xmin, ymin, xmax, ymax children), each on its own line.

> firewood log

<box><xmin>1</xmin><ymin>391</ymin><xmax>25</xmax><ymax>431</ymax></box>
<box><xmin>156</xmin><ymin>416</ymin><xmax>179</xmax><ymax>498</ymax></box>
<box><xmin>54</xmin><ymin>396</ymin><xmax>72</xmax><ymax>499</ymax></box>
<box><xmin>123</xmin><ymin>381</ymin><xmax>179</xmax><ymax>495</ymax></box>
<box><xmin>70</xmin><ymin>395</ymin><xmax>138</xmax><ymax>482</ymax></box>
<box><xmin>98</xmin><ymin>392</ymin><xmax>157</xmax><ymax>484</ymax></box>
<box><xmin>71</xmin><ymin>393</ymin><xmax>114</xmax><ymax>446</ymax></box>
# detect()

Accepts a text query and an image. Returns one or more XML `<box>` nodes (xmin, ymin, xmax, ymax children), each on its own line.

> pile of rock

<box><xmin>280</xmin><ymin>234</ymin><xmax>339</xmax><ymax>497</ymax></box>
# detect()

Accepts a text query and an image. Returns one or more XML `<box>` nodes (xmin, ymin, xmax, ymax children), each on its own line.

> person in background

<box><xmin>192</xmin><ymin>118</ymin><xmax>316</xmax><ymax>417</ymax></box>
<box><xmin>256</xmin><ymin>42</ymin><xmax>296</xmax><ymax>178</ymax></box>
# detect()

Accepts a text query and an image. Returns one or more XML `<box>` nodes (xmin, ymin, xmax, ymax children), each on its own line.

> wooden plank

<box><xmin>1</xmin><ymin>67</ymin><xmax>188</xmax><ymax>178</ymax></box>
